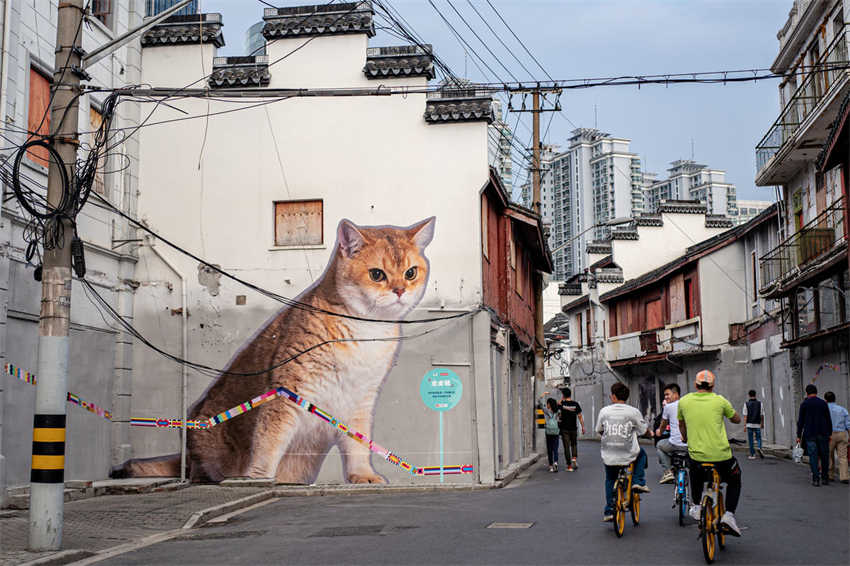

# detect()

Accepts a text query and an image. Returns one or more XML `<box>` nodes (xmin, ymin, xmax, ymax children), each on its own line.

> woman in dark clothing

<box><xmin>544</xmin><ymin>398</ymin><xmax>561</xmax><ymax>472</ymax></box>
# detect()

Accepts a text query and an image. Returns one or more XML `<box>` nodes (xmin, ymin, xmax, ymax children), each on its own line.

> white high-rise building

<box><xmin>545</xmin><ymin>129</ymin><xmax>644</xmax><ymax>280</ymax></box>
<box><xmin>645</xmin><ymin>160</ymin><xmax>738</xmax><ymax>217</ymax></box>
<box><xmin>732</xmin><ymin>199</ymin><xmax>772</xmax><ymax>225</ymax></box>
<box><xmin>488</xmin><ymin>100</ymin><xmax>513</xmax><ymax>190</ymax></box>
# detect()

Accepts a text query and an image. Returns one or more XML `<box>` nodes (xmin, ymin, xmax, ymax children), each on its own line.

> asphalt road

<box><xmin>99</xmin><ymin>442</ymin><xmax>849</xmax><ymax>565</ymax></box>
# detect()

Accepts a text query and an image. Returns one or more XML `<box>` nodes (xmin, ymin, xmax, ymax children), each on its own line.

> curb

<box><xmin>494</xmin><ymin>453</ymin><xmax>540</xmax><ymax>488</ymax></box>
<box><xmin>182</xmin><ymin>491</ymin><xmax>279</xmax><ymax>529</ymax></box>
<box><xmin>20</xmin><ymin>550</ymin><xmax>95</xmax><ymax>566</ymax></box>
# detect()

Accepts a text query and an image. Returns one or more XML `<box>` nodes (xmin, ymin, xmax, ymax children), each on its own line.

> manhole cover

<box><xmin>486</xmin><ymin>522</ymin><xmax>534</xmax><ymax>529</ymax></box>
<box><xmin>310</xmin><ymin>525</ymin><xmax>385</xmax><ymax>537</ymax></box>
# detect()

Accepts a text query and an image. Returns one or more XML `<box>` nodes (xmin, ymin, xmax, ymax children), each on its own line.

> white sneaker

<box><xmin>689</xmin><ymin>504</ymin><xmax>702</xmax><ymax>521</ymax></box>
<box><xmin>747</xmin><ymin>455</ymin><xmax>756</xmax><ymax>460</ymax></box>
<box><xmin>720</xmin><ymin>511</ymin><xmax>742</xmax><ymax>537</ymax></box>
<box><xmin>659</xmin><ymin>471</ymin><xmax>675</xmax><ymax>484</ymax></box>
<box><xmin>632</xmin><ymin>483</ymin><xmax>650</xmax><ymax>493</ymax></box>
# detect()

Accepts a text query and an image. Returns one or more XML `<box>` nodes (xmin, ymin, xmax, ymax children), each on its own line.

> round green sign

<box><xmin>420</xmin><ymin>368</ymin><xmax>462</xmax><ymax>411</ymax></box>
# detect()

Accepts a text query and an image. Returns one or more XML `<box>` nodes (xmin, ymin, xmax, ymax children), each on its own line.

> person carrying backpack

<box><xmin>543</xmin><ymin>397</ymin><xmax>561</xmax><ymax>472</ymax></box>
<box><xmin>742</xmin><ymin>390</ymin><xmax>764</xmax><ymax>459</ymax></box>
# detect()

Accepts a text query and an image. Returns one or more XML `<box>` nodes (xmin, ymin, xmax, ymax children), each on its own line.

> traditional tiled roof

<box><xmin>558</xmin><ymin>282</ymin><xmax>582</xmax><ymax>296</ymax></box>
<box><xmin>209</xmin><ymin>56</ymin><xmax>270</xmax><ymax>87</ymax></box>
<box><xmin>657</xmin><ymin>200</ymin><xmax>707</xmax><ymax>214</ymax></box>
<box><xmin>424</xmin><ymin>91</ymin><xmax>494</xmax><ymax>124</ymax></box>
<box><xmin>705</xmin><ymin>215</ymin><xmax>734</xmax><ymax>229</ymax></box>
<box><xmin>586</xmin><ymin>241</ymin><xmax>612</xmax><ymax>255</ymax></box>
<box><xmin>634</xmin><ymin>214</ymin><xmax>662</xmax><ymax>227</ymax></box>
<box><xmin>364</xmin><ymin>45</ymin><xmax>435</xmax><ymax>79</ymax></box>
<box><xmin>141</xmin><ymin>13</ymin><xmax>224</xmax><ymax>47</ymax></box>
<box><xmin>262</xmin><ymin>2</ymin><xmax>374</xmax><ymax>39</ymax></box>
<box><xmin>610</xmin><ymin>229</ymin><xmax>639</xmax><ymax>241</ymax></box>
<box><xmin>594</xmin><ymin>267</ymin><xmax>624</xmax><ymax>284</ymax></box>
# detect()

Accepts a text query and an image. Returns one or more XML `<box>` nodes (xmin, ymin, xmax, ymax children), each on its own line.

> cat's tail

<box><xmin>110</xmin><ymin>454</ymin><xmax>180</xmax><ymax>478</ymax></box>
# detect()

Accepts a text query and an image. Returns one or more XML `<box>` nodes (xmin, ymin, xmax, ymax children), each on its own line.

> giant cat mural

<box><xmin>117</xmin><ymin>217</ymin><xmax>436</xmax><ymax>483</ymax></box>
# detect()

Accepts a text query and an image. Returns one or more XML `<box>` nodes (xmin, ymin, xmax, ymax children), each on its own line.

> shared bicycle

<box><xmin>671</xmin><ymin>451</ymin><xmax>690</xmax><ymax>526</ymax></box>
<box><xmin>611</xmin><ymin>460</ymin><xmax>640</xmax><ymax>537</ymax></box>
<box><xmin>698</xmin><ymin>462</ymin><xmax>728</xmax><ymax>564</ymax></box>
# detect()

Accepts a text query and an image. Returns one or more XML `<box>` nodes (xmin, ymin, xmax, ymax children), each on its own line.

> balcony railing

<box><xmin>759</xmin><ymin>196</ymin><xmax>846</xmax><ymax>292</ymax></box>
<box><xmin>606</xmin><ymin>317</ymin><xmax>701</xmax><ymax>362</ymax></box>
<box><xmin>755</xmin><ymin>28</ymin><xmax>849</xmax><ymax>174</ymax></box>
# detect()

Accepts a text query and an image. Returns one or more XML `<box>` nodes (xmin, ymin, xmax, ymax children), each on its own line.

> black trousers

<box><xmin>561</xmin><ymin>430</ymin><xmax>578</xmax><ymax>462</ymax></box>
<box><xmin>689</xmin><ymin>457</ymin><xmax>741</xmax><ymax>513</ymax></box>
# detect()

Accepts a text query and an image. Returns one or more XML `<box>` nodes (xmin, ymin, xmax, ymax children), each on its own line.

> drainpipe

<box><xmin>147</xmin><ymin>241</ymin><xmax>189</xmax><ymax>482</ymax></box>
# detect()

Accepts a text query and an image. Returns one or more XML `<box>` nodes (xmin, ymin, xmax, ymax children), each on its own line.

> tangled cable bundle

<box><xmin>3</xmin><ymin>92</ymin><xmax>120</xmax><ymax>277</ymax></box>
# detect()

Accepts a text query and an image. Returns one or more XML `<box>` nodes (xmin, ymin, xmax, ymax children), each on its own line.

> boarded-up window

<box><xmin>27</xmin><ymin>67</ymin><xmax>51</xmax><ymax>166</ymax></box>
<box><xmin>669</xmin><ymin>273</ymin><xmax>685</xmax><ymax>324</ymax></box>
<box><xmin>645</xmin><ymin>297</ymin><xmax>663</xmax><ymax>330</ymax></box>
<box><xmin>274</xmin><ymin>200</ymin><xmax>323</xmax><ymax>246</ymax></box>
<box><xmin>481</xmin><ymin>194</ymin><xmax>489</xmax><ymax>259</ymax></box>
<box><xmin>90</xmin><ymin>106</ymin><xmax>105</xmax><ymax>195</ymax></box>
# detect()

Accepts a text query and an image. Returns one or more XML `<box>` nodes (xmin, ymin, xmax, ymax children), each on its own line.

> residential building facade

<box><xmin>488</xmin><ymin>99</ymin><xmax>514</xmax><ymax>190</ymax></box>
<box><xmin>733</xmin><ymin>199</ymin><xmax>774</xmax><ymax>225</ymax></box>
<box><xmin>132</xmin><ymin>2</ymin><xmax>550</xmax><ymax>487</ymax></box>
<box><xmin>754</xmin><ymin>0</ymin><xmax>850</xmax><ymax>416</ymax></box>
<box><xmin>558</xmin><ymin>201</ymin><xmax>732</xmax><ymax>434</ymax></box>
<box><xmin>545</xmin><ymin>129</ymin><xmax>644</xmax><ymax>280</ymax></box>
<box><xmin>600</xmin><ymin>206</ymin><xmax>797</xmax><ymax>446</ymax></box>
<box><xmin>0</xmin><ymin>0</ymin><xmax>142</xmax><ymax>501</ymax></box>
<box><xmin>645</xmin><ymin>159</ymin><xmax>738</xmax><ymax>217</ymax></box>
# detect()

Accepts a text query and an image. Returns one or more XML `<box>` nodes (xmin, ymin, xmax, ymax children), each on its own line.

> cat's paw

<box><xmin>347</xmin><ymin>472</ymin><xmax>388</xmax><ymax>484</ymax></box>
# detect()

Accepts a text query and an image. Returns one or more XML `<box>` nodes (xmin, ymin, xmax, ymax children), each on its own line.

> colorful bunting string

<box><xmin>5</xmin><ymin>361</ymin><xmax>473</xmax><ymax>478</ymax></box>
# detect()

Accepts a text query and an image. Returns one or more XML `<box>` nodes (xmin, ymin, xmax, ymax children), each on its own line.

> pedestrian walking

<box><xmin>796</xmin><ymin>384</ymin><xmax>833</xmax><ymax>486</ymax></box>
<box><xmin>743</xmin><ymin>389</ymin><xmax>765</xmax><ymax>459</ymax></box>
<box><xmin>824</xmin><ymin>391</ymin><xmax>849</xmax><ymax>484</ymax></box>
<box><xmin>543</xmin><ymin>397</ymin><xmax>561</xmax><ymax>472</ymax></box>
<box><xmin>559</xmin><ymin>387</ymin><xmax>586</xmax><ymax>471</ymax></box>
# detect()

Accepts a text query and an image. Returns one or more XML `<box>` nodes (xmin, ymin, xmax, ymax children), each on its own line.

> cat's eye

<box><xmin>404</xmin><ymin>266</ymin><xmax>418</xmax><ymax>280</ymax></box>
<box><xmin>368</xmin><ymin>268</ymin><xmax>386</xmax><ymax>282</ymax></box>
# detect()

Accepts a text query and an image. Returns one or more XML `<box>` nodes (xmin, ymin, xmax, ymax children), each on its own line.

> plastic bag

<box><xmin>792</xmin><ymin>442</ymin><xmax>803</xmax><ymax>463</ymax></box>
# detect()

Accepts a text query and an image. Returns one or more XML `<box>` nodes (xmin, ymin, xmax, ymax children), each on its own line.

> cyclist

<box><xmin>597</xmin><ymin>382</ymin><xmax>650</xmax><ymax>522</ymax></box>
<box><xmin>678</xmin><ymin>369</ymin><xmax>743</xmax><ymax>537</ymax></box>
<box><xmin>656</xmin><ymin>383</ymin><xmax>687</xmax><ymax>484</ymax></box>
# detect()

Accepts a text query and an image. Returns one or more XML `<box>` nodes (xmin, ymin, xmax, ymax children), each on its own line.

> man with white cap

<box><xmin>678</xmin><ymin>369</ymin><xmax>744</xmax><ymax>537</ymax></box>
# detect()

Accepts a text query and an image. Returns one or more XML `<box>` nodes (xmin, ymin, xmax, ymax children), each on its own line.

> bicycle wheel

<box><xmin>701</xmin><ymin>496</ymin><xmax>716</xmax><ymax>564</ymax></box>
<box><xmin>677</xmin><ymin>494</ymin><xmax>687</xmax><ymax>526</ymax></box>
<box><xmin>614</xmin><ymin>481</ymin><xmax>625</xmax><ymax>537</ymax></box>
<box><xmin>630</xmin><ymin>490</ymin><xmax>640</xmax><ymax>525</ymax></box>
<box><xmin>717</xmin><ymin>492</ymin><xmax>726</xmax><ymax>550</ymax></box>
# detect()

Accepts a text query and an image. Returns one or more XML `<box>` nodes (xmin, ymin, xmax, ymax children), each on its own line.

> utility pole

<box><xmin>29</xmin><ymin>0</ymin><xmax>84</xmax><ymax>551</ymax></box>
<box><xmin>511</xmin><ymin>86</ymin><xmax>560</xmax><ymax>452</ymax></box>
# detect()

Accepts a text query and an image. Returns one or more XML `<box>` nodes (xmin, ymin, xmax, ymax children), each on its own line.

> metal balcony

<box><xmin>759</xmin><ymin>196</ymin><xmax>846</xmax><ymax>295</ymax></box>
<box><xmin>755</xmin><ymin>28</ymin><xmax>850</xmax><ymax>184</ymax></box>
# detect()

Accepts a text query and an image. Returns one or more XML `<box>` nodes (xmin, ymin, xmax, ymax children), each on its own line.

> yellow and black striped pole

<box><xmin>31</xmin><ymin>415</ymin><xmax>65</xmax><ymax>484</ymax></box>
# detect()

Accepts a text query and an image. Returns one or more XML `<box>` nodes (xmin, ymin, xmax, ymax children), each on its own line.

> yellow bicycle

<box><xmin>612</xmin><ymin>460</ymin><xmax>640</xmax><ymax>537</ymax></box>
<box><xmin>698</xmin><ymin>463</ymin><xmax>727</xmax><ymax>563</ymax></box>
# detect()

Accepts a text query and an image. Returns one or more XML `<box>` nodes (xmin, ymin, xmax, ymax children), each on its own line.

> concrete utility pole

<box><xmin>29</xmin><ymin>0</ymin><xmax>84</xmax><ymax>551</ymax></box>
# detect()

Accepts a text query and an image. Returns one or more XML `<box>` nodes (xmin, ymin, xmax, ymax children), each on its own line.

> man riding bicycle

<box><xmin>597</xmin><ymin>382</ymin><xmax>651</xmax><ymax>522</ymax></box>
<box><xmin>656</xmin><ymin>382</ymin><xmax>688</xmax><ymax>484</ymax></box>
<box><xmin>678</xmin><ymin>369</ymin><xmax>743</xmax><ymax>537</ymax></box>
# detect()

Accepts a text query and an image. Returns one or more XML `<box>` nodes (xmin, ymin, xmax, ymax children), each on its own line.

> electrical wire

<box><xmin>88</xmin><ymin>191</ymin><xmax>479</xmax><ymax>326</ymax></box>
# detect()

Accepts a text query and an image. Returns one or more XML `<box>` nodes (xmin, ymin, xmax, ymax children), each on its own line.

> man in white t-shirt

<box><xmin>596</xmin><ymin>382</ymin><xmax>650</xmax><ymax>522</ymax></box>
<box><xmin>655</xmin><ymin>382</ymin><xmax>687</xmax><ymax>484</ymax></box>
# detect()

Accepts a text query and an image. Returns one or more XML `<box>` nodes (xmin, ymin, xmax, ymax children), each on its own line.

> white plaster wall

<box><xmin>697</xmin><ymin>242</ymin><xmax>747</xmax><ymax>347</ymax></box>
<box><xmin>613</xmin><ymin>212</ymin><xmax>727</xmax><ymax>282</ymax></box>
<box><xmin>134</xmin><ymin>32</ymin><xmax>491</xmax><ymax>482</ymax></box>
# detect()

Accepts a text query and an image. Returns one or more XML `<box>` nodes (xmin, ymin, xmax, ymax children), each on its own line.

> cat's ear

<box><xmin>408</xmin><ymin>217</ymin><xmax>436</xmax><ymax>250</ymax></box>
<box><xmin>337</xmin><ymin>219</ymin><xmax>366</xmax><ymax>258</ymax></box>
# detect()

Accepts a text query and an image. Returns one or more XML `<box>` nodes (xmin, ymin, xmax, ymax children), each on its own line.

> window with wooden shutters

<box><xmin>576</xmin><ymin>311</ymin><xmax>583</xmax><ymax>347</ymax></box>
<box><xmin>274</xmin><ymin>200</ymin><xmax>323</xmax><ymax>246</ymax></box>
<box><xmin>27</xmin><ymin>67</ymin><xmax>51</xmax><ymax>167</ymax></box>
<box><xmin>90</xmin><ymin>106</ymin><xmax>106</xmax><ymax>195</ymax></box>
<box><xmin>481</xmin><ymin>194</ymin><xmax>489</xmax><ymax>259</ymax></box>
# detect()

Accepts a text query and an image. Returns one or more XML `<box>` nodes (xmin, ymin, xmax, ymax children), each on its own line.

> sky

<box><xmin>201</xmin><ymin>0</ymin><xmax>793</xmax><ymax>202</ymax></box>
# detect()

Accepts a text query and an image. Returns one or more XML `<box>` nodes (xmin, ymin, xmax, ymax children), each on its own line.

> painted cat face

<box><xmin>334</xmin><ymin>217</ymin><xmax>435</xmax><ymax>318</ymax></box>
